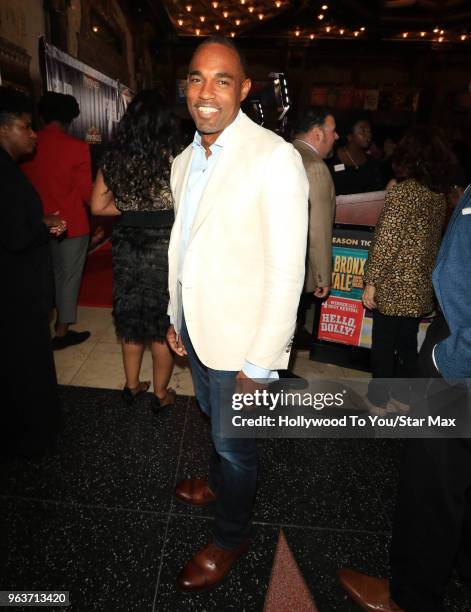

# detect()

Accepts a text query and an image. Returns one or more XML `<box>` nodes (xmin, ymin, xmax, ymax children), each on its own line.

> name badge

<box><xmin>334</xmin><ymin>163</ymin><xmax>345</xmax><ymax>172</ymax></box>
<box><xmin>462</xmin><ymin>207</ymin><xmax>471</xmax><ymax>215</ymax></box>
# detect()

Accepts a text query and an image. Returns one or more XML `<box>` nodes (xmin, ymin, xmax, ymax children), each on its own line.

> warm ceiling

<box><xmin>151</xmin><ymin>0</ymin><xmax>471</xmax><ymax>44</ymax></box>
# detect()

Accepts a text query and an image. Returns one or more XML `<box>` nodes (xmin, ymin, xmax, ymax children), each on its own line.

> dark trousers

<box><xmin>390</xmin><ymin>315</ymin><xmax>471</xmax><ymax>611</ymax></box>
<box><xmin>181</xmin><ymin>317</ymin><xmax>259</xmax><ymax>549</ymax></box>
<box><xmin>1</xmin><ymin>314</ymin><xmax>60</xmax><ymax>457</ymax></box>
<box><xmin>367</xmin><ymin>310</ymin><xmax>421</xmax><ymax>406</ymax></box>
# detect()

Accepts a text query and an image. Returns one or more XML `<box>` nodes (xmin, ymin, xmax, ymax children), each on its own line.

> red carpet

<box><xmin>78</xmin><ymin>240</ymin><xmax>113</xmax><ymax>308</ymax></box>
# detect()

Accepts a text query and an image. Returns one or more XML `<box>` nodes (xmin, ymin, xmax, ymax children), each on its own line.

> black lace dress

<box><xmin>102</xmin><ymin>166</ymin><xmax>174</xmax><ymax>343</ymax></box>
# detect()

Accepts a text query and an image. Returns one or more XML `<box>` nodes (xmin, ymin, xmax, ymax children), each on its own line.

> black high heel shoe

<box><xmin>121</xmin><ymin>381</ymin><xmax>150</xmax><ymax>405</ymax></box>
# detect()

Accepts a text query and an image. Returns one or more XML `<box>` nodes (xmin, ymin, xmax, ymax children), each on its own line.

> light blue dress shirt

<box><xmin>178</xmin><ymin>111</ymin><xmax>278</xmax><ymax>380</ymax></box>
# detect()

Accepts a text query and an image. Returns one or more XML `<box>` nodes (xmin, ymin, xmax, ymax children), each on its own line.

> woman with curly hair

<box><xmin>91</xmin><ymin>90</ymin><xmax>180</xmax><ymax>413</ymax></box>
<box><xmin>362</xmin><ymin>126</ymin><xmax>453</xmax><ymax>415</ymax></box>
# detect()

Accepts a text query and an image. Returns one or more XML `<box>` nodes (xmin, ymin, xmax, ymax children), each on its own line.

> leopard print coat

<box><xmin>363</xmin><ymin>179</ymin><xmax>446</xmax><ymax>317</ymax></box>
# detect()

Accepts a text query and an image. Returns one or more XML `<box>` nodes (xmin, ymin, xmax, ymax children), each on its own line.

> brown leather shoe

<box><xmin>338</xmin><ymin>569</ymin><xmax>404</xmax><ymax>611</ymax></box>
<box><xmin>177</xmin><ymin>540</ymin><xmax>250</xmax><ymax>593</ymax></box>
<box><xmin>174</xmin><ymin>478</ymin><xmax>216</xmax><ymax>507</ymax></box>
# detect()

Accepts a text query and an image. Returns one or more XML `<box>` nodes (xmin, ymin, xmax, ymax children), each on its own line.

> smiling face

<box><xmin>186</xmin><ymin>42</ymin><xmax>251</xmax><ymax>147</ymax></box>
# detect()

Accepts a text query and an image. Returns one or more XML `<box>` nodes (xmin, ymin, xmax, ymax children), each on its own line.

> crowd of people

<box><xmin>1</xmin><ymin>34</ymin><xmax>470</xmax><ymax>611</ymax></box>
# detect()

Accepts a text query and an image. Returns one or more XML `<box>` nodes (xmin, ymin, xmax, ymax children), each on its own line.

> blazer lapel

<box><xmin>188</xmin><ymin>115</ymin><xmax>249</xmax><ymax>244</ymax></box>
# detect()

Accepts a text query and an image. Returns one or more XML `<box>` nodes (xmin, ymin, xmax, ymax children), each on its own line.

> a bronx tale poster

<box><xmin>317</xmin><ymin>226</ymin><xmax>373</xmax><ymax>348</ymax></box>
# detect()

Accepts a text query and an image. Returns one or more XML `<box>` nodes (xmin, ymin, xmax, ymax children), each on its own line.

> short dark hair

<box><xmin>294</xmin><ymin>106</ymin><xmax>333</xmax><ymax>134</ymax></box>
<box><xmin>392</xmin><ymin>126</ymin><xmax>454</xmax><ymax>194</ymax></box>
<box><xmin>0</xmin><ymin>87</ymin><xmax>34</xmax><ymax>126</ymax></box>
<box><xmin>192</xmin><ymin>36</ymin><xmax>248</xmax><ymax>78</ymax></box>
<box><xmin>38</xmin><ymin>91</ymin><xmax>80</xmax><ymax>124</ymax></box>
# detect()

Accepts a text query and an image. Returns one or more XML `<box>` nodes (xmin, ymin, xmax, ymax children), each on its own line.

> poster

<box><xmin>317</xmin><ymin>226</ymin><xmax>373</xmax><ymax>348</ymax></box>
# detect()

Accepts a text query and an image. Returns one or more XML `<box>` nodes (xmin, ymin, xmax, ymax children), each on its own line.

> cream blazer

<box><xmin>168</xmin><ymin>114</ymin><xmax>309</xmax><ymax>371</ymax></box>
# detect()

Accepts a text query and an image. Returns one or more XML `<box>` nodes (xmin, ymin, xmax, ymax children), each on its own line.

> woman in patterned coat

<box><xmin>362</xmin><ymin>127</ymin><xmax>453</xmax><ymax>414</ymax></box>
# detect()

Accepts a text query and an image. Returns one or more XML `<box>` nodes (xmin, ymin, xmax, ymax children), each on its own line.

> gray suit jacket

<box><xmin>293</xmin><ymin>140</ymin><xmax>336</xmax><ymax>292</ymax></box>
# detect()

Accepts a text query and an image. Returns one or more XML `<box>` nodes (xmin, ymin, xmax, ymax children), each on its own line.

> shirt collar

<box><xmin>192</xmin><ymin>109</ymin><xmax>243</xmax><ymax>153</ymax></box>
<box><xmin>294</xmin><ymin>138</ymin><xmax>321</xmax><ymax>157</ymax></box>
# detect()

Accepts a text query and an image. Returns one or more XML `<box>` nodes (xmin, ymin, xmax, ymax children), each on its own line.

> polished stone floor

<box><xmin>1</xmin><ymin>307</ymin><xmax>470</xmax><ymax>611</ymax></box>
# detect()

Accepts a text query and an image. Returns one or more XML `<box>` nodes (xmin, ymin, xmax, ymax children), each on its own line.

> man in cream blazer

<box><xmin>166</xmin><ymin>37</ymin><xmax>308</xmax><ymax>592</ymax></box>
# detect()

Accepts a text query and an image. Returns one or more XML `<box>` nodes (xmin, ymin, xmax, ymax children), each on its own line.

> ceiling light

<box><xmin>235</xmin><ymin>19</ymin><xmax>241</xmax><ymax>25</ymax></box>
<box><xmin>92</xmin><ymin>25</ymin><xmax>99</xmax><ymax>32</ymax></box>
<box><xmin>438</xmin><ymin>36</ymin><xmax>444</xmax><ymax>42</ymax></box>
<box><xmin>420</xmin><ymin>31</ymin><xmax>426</xmax><ymax>37</ymax></box>
<box><xmin>248</xmin><ymin>6</ymin><xmax>254</xmax><ymax>12</ymax></box>
<box><xmin>195</xmin><ymin>28</ymin><xmax>200</xmax><ymax>35</ymax></box>
<box><xmin>321</xmin><ymin>4</ymin><xmax>328</xmax><ymax>9</ymax></box>
<box><xmin>215</xmin><ymin>24</ymin><xmax>220</xmax><ymax>30</ymax></box>
<box><xmin>461</xmin><ymin>34</ymin><xmax>467</xmax><ymax>41</ymax></box>
<box><xmin>186</xmin><ymin>4</ymin><xmax>192</xmax><ymax>11</ymax></box>
<box><xmin>295</xmin><ymin>30</ymin><xmax>300</xmax><ymax>37</ymax></box>
<box><xmin>310</xmin><ymin>33</ymin><xmax>315</xmax><ymax>39</ymax></box>
<box><xmin>258</xmin><ymin>13</ymin><xmax>264</xmax><ymax>19</ymax></box>
<box><xmin>318</xmin><ymin>13</ymin><xmax>324</xmax><ymax>20</ymax></box>
<box><xmin>231</xmin><ymin>31</ymin><xmax>236</xmax><ymax>37</ymax></box>
<box><xmin>223</xmin><ymin>10</ymin><xmax>228</xmax><ymax>17</ymax></box>
<box><xmin>177</xmin><ymin>19</ymin><xmax>183</xmax><ymax>26</ymax></box>
<box><xmin>212</xmin><ymin>1</ymin><xmax>218</xmax><ymax>6</ymax></box>
<box><xmin>360</xmin><ymin>27</ymin><xmax>365</xmax><ymax>31</ymax></box>
<box><xmin>440</xmin><ymin>30</ymin><xmax>444</xmax><ymax>34</ymax></box>
<box><xmin>200</xmin><ymin>15</ymin><xmax>205</xmax><ymax>22</ymax></box>
<box><xmin>402</xmin><ymin>32</ymin><xmax>408</xmax><ymax>38</ymax></box>
<box><xmin>275</xmin><ymin>1</ymin><xmax>282</xmax><ymax>6</ymax></box>
<box><xmin>325</xmin><ymin>26</ymin><xmax>331</xmax><ymax>32</ymax></box>
<box><xmin>354</xmin><ymin>31</ymin><xmax>359</xmax><ymax>37</ymax></box>
<box><xmin>339</xmin><ymin>28</ymin><xmax>344</xmax><ymax>35</ymax></box>
<box><xmin>433</xmin><ymin>27</ymin><xmax>439</xmax><ymax>33</ymax></box>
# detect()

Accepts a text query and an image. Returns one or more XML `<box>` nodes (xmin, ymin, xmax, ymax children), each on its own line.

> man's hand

<box><xmin>314</xmin><ymin>286</ymin><xmax>330</xmax><ymax>299</ymax></box>
<box><xmin>236</xmin><ymin>370</ymin><xmax>266</xmax><ymax>396</ymax></box>
<box><xmin>43</xmin><ymin>211</ymin><xmax>67</xmax><ymax>236</ymax></box>
<box><xmin>362</xmin><ymin>284</ymin><xmax>377</xmax><ymax>310</ymax></box>
<box><xmin>166</xmin><ymin>324</ymin><xmax>187</xmax><ymax>356</ymax></box>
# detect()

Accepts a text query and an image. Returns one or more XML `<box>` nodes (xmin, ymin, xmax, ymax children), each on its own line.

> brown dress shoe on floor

<box><xmin>174</xmin><ymin>478</ymin><xmax>216</xmax><ymax>506</ymax></box>
<box><xmin>338</xmin><ymin>569</ymin><xmax>403</xmax><ymax>611</ymax></box>
<box><xmin>177</xmin><ymin>540</ymin><xmax>251</xmax><ymax>593</ymax></box>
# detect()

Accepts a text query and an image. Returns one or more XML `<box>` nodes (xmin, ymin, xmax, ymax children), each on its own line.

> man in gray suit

<box><xmin>292</xmin><ymin>107</ymin><xmax>338</xmax><ymax>348</ymax></box>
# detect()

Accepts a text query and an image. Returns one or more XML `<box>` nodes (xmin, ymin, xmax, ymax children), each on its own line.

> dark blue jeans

<box><xmin>181</xmin><ymin>317</ymin><xmax>259</xmax><ymax>549</ymax></box>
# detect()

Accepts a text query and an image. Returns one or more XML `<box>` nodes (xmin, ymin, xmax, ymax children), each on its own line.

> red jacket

<box><xmin>22</xmin><ymin>124</ymin><xmax>92</xmax><ymax>238</ymax></box>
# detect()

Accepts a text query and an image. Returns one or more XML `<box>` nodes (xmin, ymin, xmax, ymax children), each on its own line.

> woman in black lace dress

<box><xmin>91</xmin><ymin>91</ymin><xmax>180</xmax><ymax>413</ymax></box>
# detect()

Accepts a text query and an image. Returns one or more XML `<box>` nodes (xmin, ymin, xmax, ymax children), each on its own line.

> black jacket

<box><xmin>0</xmin><ymin>147</ymin><xmax>53</xmax><ymax>318</ymax></box>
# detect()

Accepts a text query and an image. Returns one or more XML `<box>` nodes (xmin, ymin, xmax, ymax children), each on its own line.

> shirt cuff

<box><xmin>242</xmin><ymin>361</ymin><xmax>279</xmax><ymax>380</ymax></box>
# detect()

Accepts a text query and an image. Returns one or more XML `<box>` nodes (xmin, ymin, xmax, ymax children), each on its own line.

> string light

<box><xmin>248</xmin><ymin>6</ymin><xmax>254</xmax><ymax>12</ymax></box>
<box><xmin>339</xmin><ymin>28</ymin><xmax>345</xmax><ymax>35</ymax></box>
<box><xmin>440</xmin><ymin>30</ymin><xmax>444</xmax><ymax>35</ymax></box>
<box><xmin>223</xmin><ymin>10</ymin><xmax>228</xmax><ymax>17</ymax></box>
<box><xmin>402</xmin><ymin>32</ymin><xmax>408</xmax><ymax>38</ymax></box>
<box><xmin>461</xmin><ymin>34</ymin><xmax>467</xmax><ymax>41</ymax></box>
<box><xmin>438</xmin><ymin>36</ymin><xmax>444</xmax><ymax>42</ymax></box>
<box><xmin>235</xmin><ymin>19</ymin><xmax>241</xmax><ymax>25</ymax></box>
<box><xmin>295</xmin><ymin>30</ymin><xmax>300</xmax><ymax>37</ymax></box>
<box><xmin>321</xmin><ymin>4</ymin><xmax>328</xmax><ymax>9</ymax></box>
<box><xmin>310</xmin><ymin>33</ymin><xmax>315</xmax><ymax>40</ymax></box>
<box><xmin>360</xmin><ymin>27</ymin><xmax>365</xmax><ymax>32</ymax></box>
<box><xmin>354</xmin><ymin>31</ymin><xmax>359</xmax><ymax>37</ymax></box>
<box><xmin>92</xmin><ymin>25</ymin><xmax>99</xmax><ymax>32</ymax></box>
<box><xmin>325</xmin><ymin>26</ymin><xmax>331</xmax><ymax>33</ymax></box>
<box><xmin>212</xmin><ymin>1</ymin><xmax>218</xmax><ymax>7</ymax></box>
<box><xmin>200</xmin><ymin>15</ymin><xmax>205</xmax><ymax>22</ymax></box>
<box><xmin>318</xmin><ymin>13</ymin><xmax>324</xmax><ymax>20</ymax></box>
<box><xmin>186</xmin><ymin>4</ymin><xmax>192</xmax><ymax>11</ymax></box>
<box><xmin>195</xmin><ymin>28</ymin><xmax>200</xmax><ymax>35</ymax></box>
<box><xmin>215</xmin><ymin>24</ymin><xmax>220</xmax><ymax>30</ymax></box>
<box><xmin>275</xmin><ymin>0</ymin><xmax>282</xmax><ymax>6</ymax></box>
<box><xmin>258</xmin><ymin>13</ymin><xmax>264</xmax><ymax>19</ymax></box>
<box><xmin>230</xmin><ymin>31</ymin><xmax>236</xmax><ymax>37</ymax></box>
<box><xmin>433</xmin><ymin>27</ymin><xmax>439</xmax><ymax>33</ymax></box>
<box><xmin>420</xmin><ymin>31</ymin><xmax>426</xmax><ymax>37</ymax></box>
<box><xmin>177</xmin><ymin>19</ymin><xmax>183</xmax><ymax>26</ymax></box>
